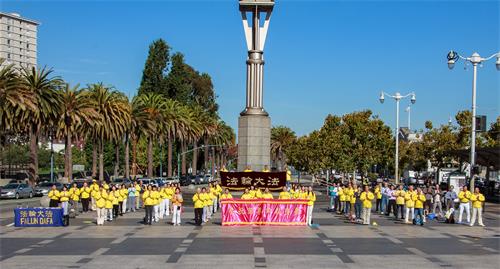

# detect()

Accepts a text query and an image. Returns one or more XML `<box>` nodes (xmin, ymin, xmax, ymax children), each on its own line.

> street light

<box><xmin>379</xmin><ymin>91</ymin><xmax>416</xmax><ymax>184</ymax></box>
<box><xmin>446</xmin><ymin>50</ymin><xmax>500</xmax><ymax>190</ymax></box>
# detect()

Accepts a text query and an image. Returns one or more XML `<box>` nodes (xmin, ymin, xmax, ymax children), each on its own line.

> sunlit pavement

<box><xmin>1</xmin><ymin>188</ymin><xmax>499</xmax><ymax>269</ymax></box>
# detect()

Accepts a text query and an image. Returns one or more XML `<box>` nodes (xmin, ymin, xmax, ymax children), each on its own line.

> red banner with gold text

<box><xmin>221</xmin><ymin>199</ymin><xmax>308</xmax><ymax>226</ymax></box>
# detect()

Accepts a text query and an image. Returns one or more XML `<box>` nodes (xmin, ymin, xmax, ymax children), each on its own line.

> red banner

<box><xmin>221</xmin><ymin>199</ymin><xmax>308</xmax><ymax>226</ymax></box>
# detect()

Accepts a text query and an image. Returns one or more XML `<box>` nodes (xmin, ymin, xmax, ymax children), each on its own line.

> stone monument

<box><xmin>237</xmin><ymin>0</ymin><xmax>274</xmax><ymax>171</ymax></box>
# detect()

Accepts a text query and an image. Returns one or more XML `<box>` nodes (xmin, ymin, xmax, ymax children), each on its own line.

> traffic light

<box><xmin>475</xmin><ymin>115</ymin><xmax>486</xmax><ymax>132</ymax></box>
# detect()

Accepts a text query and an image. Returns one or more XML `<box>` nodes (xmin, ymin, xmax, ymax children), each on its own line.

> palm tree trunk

<box><xmin>28</xmin><ymin>124</ymin><xmax>38</xmax><ymax>185</ymax></box>
<box><xmin>192</xmin><ymin>141</ymin><xmax>198</xmax><ymax>175</ymax></box>
<box><xmin>65</xmin><ymin>131</ymin><xmax>73</xmax><ymax>179</ymax></box>
<box><xmin>99</xmin><ymin>138</ymin><xmax>104</xmax><ymax>182</ymax></box>
<box><xmin>181</xmin><ymin>141</ymin><xmax>187</xmax><ymax>175</ymax></box>
<box><xmin>114</xmin><ymin>142</ymin><xmax>120</xmax><ymax>177</ymax></box>
<box><xmin>147</xmin><ymin>136</ymin><xmax>153</xmax><ymax>177</ymax></box>
<box><xmin>204</xmin><ymin>136</ymin><xmax>209</xmax><ymax>171</ymax></box>
<box><xmin>125</xmin><ymin>133</ymin><xmax>130</xmax><ymax>179</ymax></box>
<box><xmin>92</xmin><ymin>137</ymin><xmax>97</xmax><ymax>178</ymax></box>
<box><xmin>167</xmin><ymin>135</ymin><xmax>172</xmax><ymax>177</ymax></box>
<box><xmin>131</xmin><ymin>137</ymin><xmax>137</xmax><ymax>177</ymax></box>
<box><xmin>211</xmin><ymin>147</ymin><xmax>215</xmax><ymax>175</ymax></box>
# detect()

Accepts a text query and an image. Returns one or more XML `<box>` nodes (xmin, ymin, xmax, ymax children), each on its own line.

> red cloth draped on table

<box><xmin>221</xmin><ymin>199</ymin><xmax>308</xmax><ymax>226</ymax></box>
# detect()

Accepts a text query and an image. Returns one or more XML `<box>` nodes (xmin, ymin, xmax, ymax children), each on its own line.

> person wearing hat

<box><xmin>80</xmin><ymin>182</ymin><xmax>91</xmax><ymax>213</ymax></box>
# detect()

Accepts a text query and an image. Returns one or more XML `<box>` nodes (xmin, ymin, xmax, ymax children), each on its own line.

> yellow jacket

<box><xmin>69</xmin><ymin>187</ymin><xmax>80</xmax><ymax>201</ymax></box>
<box><xmin>159</xmin><ymin>189</ymin><xmax>168</xmax><ymax>199</ymax></box>
<box><xmin>142</xmin><ymin>190</ymin><xmax>154</xmax><ymax>206</ymax></box>
<box><xmin>279</xmin><ymin>191</ymin><xmax>291</xmax><ymax>199</ymax></box>
<box><xmin>165</xmin><ymin>188</ymin><xmax>174</xmax><ymax>199</ymax></box>
<box><xmin>458</xmin><ymin>191</ymin><xmax>472</xmax><ymax>203</ymax></box>
<box><xmin>470</xmin><ymin>193</ymin><xmax>485</xmax><ymax>208</ymax></box>
<box><xmin>220</xmin><ymin>193</ymin><xmax>233</xmax><ymax>199</ymax></box>
<box><xmin>215</xmin><ymin>185</ymin><xmax>223</xmax><ymax>195</ymax></box>
<box><xmin>90</xmin><ymin>183</ymin><xmax>99</xmax><ymax>196</ymax></box>
<box><xmin>241</xmin><ymin>193</ymin><xmax>254</xmax><ymax>200</ymax></box>
<box><xmin>134</xmin><ymin>185</ymin><xmax>141</xmax><ymax>196</ymax></box>
<box><xmin>111</xmin><ymin>191</ymin><xmax>120</xmax><ymax>205</ymax></box>
<box><xmin>152</xmin><ymin>190</ymin><xmax>160</xmax><ymax>205</ymax></box>
<box><xmin>360</xmin><ymin>191</ymin><xmax>375</xmax><ymax>208</ymax></box>
<box><xmin>105</xmin><ymin>191</ymin><xmax>114</xmax><ymax>209</ymax></box>
<box><xmin>262</xmin><ymin>193</ymin><xmax>274</xmax><ymax>199</ymax></box>
<box><xmin>59</xmin><ymin>191</ymin><xmax>70</xmax><ymax>202</ymax></box>
<box><xmin>249</xmin><ymin>190</ymin><xmax>256</xmax><ymax>198</ymax></box>
<box><xmin>307</xmin><ymin>192</ymin><xmax>316</xmax><ymax>206</ymax></box>
<box><xmin>396</xmin><ymin>190</ymin><xmax>406</xmax><ymax>205</ymax></box>
<box><xmin>405</xmin><ymin>191</ymin><xmax>416</xmax><ymax>208</ymax></box>
<box><xmin>375</xmin><ymin>187</ymin><xmax>382</xmax><ymax>199</ymax></box>
<box><xmin>192</xmin><ymin>193</ymin><xmax>204</xmax><ymax>208</ymax></box>
<box><xmin>286</xmin><ymin>170</ymin><xmax>292</xmax><ymax>181</ymax></box>
<box><xmin>205</xmin><ymin>192</ymin><xmax>214</xmax><ymax>206</ymax></box>
<box><xmin>299</xmin><ymin>191</ymin><xmax>308</xmax><ymax>200</ymax></box>
<box><xmin>48</xmin><ymin>190</ymin><xmax>60</xmax><ymax>201</ymax></box>
<box><xmin>414</xmin><ymin>194</ymin><xmax>426</xmax><ymax>209</ymax></box>
<box><xmin>119</xmin><ymin>189</ymin><xmax>128</xmax><ymax>200</ymax></box>
<box><xmin>80</xmin><ymin>187</ymin><xmax>91</xmax><ymax>199</ymax></box>
<box><xmin>338</xmin><ymin>189</ymin><xmax>345</xmax><ymax>202</ymax></box>
<box><xmin>350</xmin><ymin>190</ymin><xmax>358</xmax><ymax>204</ymax></box>
<box><xmin>96</xmin><ymin>191</ymin><xmax>107</xmax><ymax>208</ymax></box>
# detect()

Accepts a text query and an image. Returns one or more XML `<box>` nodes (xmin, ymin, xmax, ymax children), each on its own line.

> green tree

<box><xmin>138</xmin><ymin>39</ymin><xmax>170</xmax><ymax>95</ymax></box>
<box><xmin>271</xmin><ymin>125</ymin><xmax>296</xmax><ymax>170</ymax></box>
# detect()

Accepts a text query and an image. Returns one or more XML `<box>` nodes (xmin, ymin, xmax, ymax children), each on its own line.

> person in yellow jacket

<box><xmin>348</xmin><ymin>185</ymin><xmax>357</xmax><ymax>221</ymax></box>
<box><xmin>95</xmin><ymin>188</ymin><xmax>107</xmax><ymax>225</ymax></box>
<box><xmin>120</xmin><ymin>184</ymin><xmax>128</xmax><ymax>215</ymax></box>
<box><xmin>80</xmin><ymin>182</ymin><xmax>91</xmax><ymax>213</ymax></box>
<box><xmin>262</xmin><ymin>188</ymin><xmax>274</xmax><ymax>199</ymax></box>
<box><xmin>206</xmin><ymin>187</ymin><xmax>215</xmax><ymax>221</ymax></box>
<box><xmin>262</xmin><ymin>165</ymin><xmax>270</xmax><ymax>172</ymax></box>
<box><xmin>241</xmin><ymin>188</ymin><xmax>254</xmax><ymax>200</ymax></box>
<box><xmin>104</xmin><ymin>187</ymin><xmax>114</xmax><ymax>221</ymax></box>
<box><xmin>360</xmin><ymin>185</ymin><xmax>375</xmax><ymax>225</ymax></box>
<box><xmin>306</xmin><ymin>186</ymin><xmax>316</xmax><ymax>225</ymax></box>
<box><xmin>343</xmin><ymin>184</ymin><xmax>354</xmax><ymax>216</ymax></box>
<box><xmin>458</xmin><ymin>185</ymin><xmax>472</xmax><ymax>224</ymax></box>
<box><xmin>404</xmin><ymin>185</ymin><xmax>416</xmax><ymax>224</ymax></box>
<box><xmin>255</xmin><ymin>188</ymin><xmax>263</xmax><ymax>199</ymax></box>
<box><xmin>210</xmin><ymin>185</ymin><xmax>219</xmax><ymax>214</ymax></box>
<box><xmin>151</xmin><ymin>186</ymin><xmax>161</xmax><ymax>222</ymax></box>
<box><xmin>110</xmin><ymin>186</ymin><xmax>120</xmax><ymax>219</ymax></box>
<box><xmin>142</xmin><ymin>185</ymin><xmax>154</xmax><ymax>225</ymax></box>
<box><xmin>395</xmin><ymin>185</ymin><xmax>406</xmax><ymax>220</ymax></box>
<box><xmin>48</xmin><ymin>185</ymin><xmax>60</xmax><ymax>208</ymax></box>
<box><xmin>158</xmin><ymin>186</ymin><xmax>167</xmax><ymax>220</ymax></box>
<box><xmin>285</xmin><ymin>166</ymin><xmax>292</xmax><ymax>188</ymax></box>
<box><xmin>279</xmin><ymin>186</ymin><xmax>291</xmax><ymax>199</ymax></box>
<box><xmin>299</xmin><ymin>186</ymin><xmax>308</xmax><ymax>200</ymax></box>
<box><xmin>220</xmin><ymin>188</ymin><xmax>233</xmax><ymax>200</ymax></box>
<box><xmin>200</xmin><ymin>187</ymin><xmax>211</xmax><ymax>223</ymax></box>
<box><xmin>69</xmin><ymin>183</ymin><xmax>80</xmax><ymax>215</ymax></box>
<box><xmin>374</xmin><ymin>184</ymin><xmax>382</xmax><ymax>213</ymax></box>
<box><xmin>413</xmin><ymin>187</ymin><xmax>426</xmax><ymax>226</ymax></box>
<box><xmin>90</xmin><ymin>180</ymin><xmax>99</xmax><ymax>211</ymax></box>
<box><xmin>135</xmin><ymin>182</ymin><xmax>142</xmax><ymax>210</ymax></box>
<box><xmin>470</xmin><ymin>187</ymin><xmax>485</xmax><ymax>227</ymax></box>
<box><xmin>243</xmin><ymin>165</ymin><xmax>253</xmax><ymax>172</ymax></box>
<box><xmin>248</xmin><ymin>186</ymin><xmax>257</xmax><ymax>198</ymax></box>
<box><xmin>164</xmin><ymin>184</ymin><xmax>174</xmax><ymax>217</ymax></box>
<box><xmin>59</xmin><ymin>186</ymin><xmax>71</xmax><ymax>225</ymax></box>
<box><xmin>192</xmin><ymin>188</ymin><xmax>204</xmax><ymax>226</ymax></box>
<box><xmin>171</xmin><ymin>187</ymin><xmax>183</xmax><ymax>226</ymax></box>
<box><xmin>337</xmin><ymin>185</ymin><xmax>345</xmax><ymax>214</ymax></box>
<box><xmin>214</xmin><ymin>182</ymin><xmax>223</xmax><ymax>212</ymax></box>
<box><xmin>220</xmin><ymin>165</ymin><xmax>228</xmax><ymax>172</ymax></box>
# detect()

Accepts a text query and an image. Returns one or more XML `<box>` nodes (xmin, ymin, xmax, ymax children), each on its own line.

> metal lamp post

<box><xmin>447</xmin><ymin>50</ymin><xmax>500</xmax><ymax>190</ymax></box>
<box><xmin>379</xmin><ymin>91</ymin><xmax>416</xmax><ymax>184</ymax></box>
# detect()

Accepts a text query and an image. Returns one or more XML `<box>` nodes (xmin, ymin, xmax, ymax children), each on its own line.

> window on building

<box><xmin>7</xmin><ymin>53</ymin><xmax>11</xmax><ymax>59</ymax></box>
<box><xmin>7</xmin><ymin>39</ymin><xmax>10</xmax><ymax>45</ymax></box>
<box><xmin>27</xmin><ymin>43</ymin><xmax>29</xmax><ymax>49</ymax></box>
<box><xmin>7</xmin><ymin>26</ymin><xmax>10</xmax><ymax>31</ymax></box>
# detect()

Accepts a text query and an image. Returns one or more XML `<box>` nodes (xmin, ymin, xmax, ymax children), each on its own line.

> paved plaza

<box><xmin>1</xmin><ymin>189</ymin><xmax>499</xmax><ymax>269</ymax></box>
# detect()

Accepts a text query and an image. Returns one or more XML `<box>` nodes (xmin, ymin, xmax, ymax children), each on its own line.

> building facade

<box><xmin>0</xmin><ymin>12</ymin><xmax>38</xmax><ymax>68</ymax></box>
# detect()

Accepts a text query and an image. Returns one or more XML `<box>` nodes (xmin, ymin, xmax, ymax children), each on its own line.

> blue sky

<box><xmin>3</xmin><ymin>0</ymin><xmax>499</xmax><ymax>136</ymax></box>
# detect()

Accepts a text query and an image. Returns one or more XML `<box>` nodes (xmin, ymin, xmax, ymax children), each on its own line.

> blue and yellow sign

<box><xmin>14</xmin><ymin>208</ymin><xmax>64</xmax><ymax>227</ymax></box>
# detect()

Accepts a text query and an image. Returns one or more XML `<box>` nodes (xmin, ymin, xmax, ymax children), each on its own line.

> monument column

<box><xmin>237</xmin><ymin>0</ymin><xmax>274</xmax><ymax>171</ymax></box>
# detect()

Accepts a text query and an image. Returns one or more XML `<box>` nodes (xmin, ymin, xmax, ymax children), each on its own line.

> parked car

<box><xmin>204</xmin><ymin>174</ymin><xmax>212</xmax><ymax>183</ymax></box>
<box><xmin>179</xmin><ymin>176</ymin><xmax>190</xmax><ymax>186</ymax></box>
<box><xmin>154</xmin><ymin>178</ymin><xmax>167</xmax><ymax>187</ymax></box>
<box><xmin>165</xmin><ymin>177</ymin><xmax>178</xmax><ymax>184</ymax></box>
<box><xmin>35</xmin><ymin>182</ymin><xmax>63</xmax><ymax>196</ymax></box>
<box><xmin>138</xmin><ymin>178</ymin><xmax>158</xmax><ymax>187</ymax></box>
<box><xmin>1</xmin><ymin>183</ymin><xmax>34</xmax><ymax>199</ymax></box>
<box><xmin>112</xmin><ymin>178</ymin><xmax>132</xmax><ymax>186</ymax></box>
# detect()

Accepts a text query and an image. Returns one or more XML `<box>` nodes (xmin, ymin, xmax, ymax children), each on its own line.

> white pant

<box><xmin>470</xmin><ymin>207</ymin><xmax>483</xmax><ymax>226</ymax></box>
<box><xmin>107</xmin><ymin>208</ymin><xmax>113</xmax><ymax>221</ymax></box>
<box><xmin>459</xmin><ymin>203</ymin><xmax>470</xmax><ymax>223</ymax></box>
<box><xmin>306</xmin><ymin>205</ymin><xmax>314</xmax><ymax>225</ymax></box>
<box><xmin>165</xmin><ymin>199</ymin><xmax>170</xmax><ymax>216</ymax></box>
<box><xmin>61</xmin><ymin>201</ymin><xmax>69</xmax><ymax>215</ymax></box>
<box><xmin>91</xmin><ymin>197</ymin><xmax>96</xmax><ymax>211</ymax></box>
<box><xmin>362</xmin><ymin>207</ymin><xmax>371</xmax><ymax>225</ymax></box>
<box><xmin>154</xmin><ymin>205</ymin><xmax>160</xmax><ymax>222</ymax></box>
<box><xmin>96</xmin><ymin>208</ymin><xmax>106</xmax><ymax>225</ymax></box>
<box><xmin>208</xmin><ymin>205</ymin><xmax>213</xmax><ymax>219</ymax></box>
<box><xmin>213</xmin><ymin>198</ymin><xmax>218</xmax><ymax>213</ymax></box>
<box><xmin>172</xmin><ymin>205</ymin><xmax>181</xmax><ymax>225</ymax></box>
<box><xmin>122</xmin><ymin>199</ymin><xmax>127</xmax><ymax>213</ymax></box>
<box><xmin>203</xmin><ymin>206</ymin><xmax>209</xmax><ymax>222</ymax></box>
<box><xmin>405</xmin><ymin>207</ymin><xmax>414</xmax><ymax>223</ymax></box>
<box><xmin>159</xmin><ymin>199</ymin><xmax>166</xmax><ymax>219</ymax></box>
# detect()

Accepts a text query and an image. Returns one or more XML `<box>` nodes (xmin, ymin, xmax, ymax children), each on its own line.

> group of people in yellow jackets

<box><xmin>192</xmin><ymin>183</ymin><xmax>223</xmax><ymax>226</ymax></box>
<box><xmin>141</xmin><ymin>184</ymin><xmax>183</xmax><ymax>226</ymax></box>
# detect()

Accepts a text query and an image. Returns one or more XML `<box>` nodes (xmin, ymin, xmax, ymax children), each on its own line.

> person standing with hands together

<box><xmin>458</xmin><ymin>185</ymin><xmax>472</xmax><ymax>224</ymax></box>
<box><xmin>469</xmin><ymin>187</ymin><xmax>485</xmax><ymax>227</ymax></box>
<box><xmin>171</xmin><ymin>188</ymin><xmax>183</xmax><ymax>226</ymax></box>
<box><xmin>360</xmin><ymin>185</ymin><xmax>375</xmax><ymax>225</ymax></box>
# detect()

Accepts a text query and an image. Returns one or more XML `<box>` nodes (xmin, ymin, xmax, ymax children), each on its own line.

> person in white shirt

<box><xmin>432</xmin><ymin>185</ymin><xmax>443</xmax><ymax>216</ymax></box>
<box><xmin>385</xmin><ymin>185</ymin><xmax>397</xmax><ymax>216</ymax></box>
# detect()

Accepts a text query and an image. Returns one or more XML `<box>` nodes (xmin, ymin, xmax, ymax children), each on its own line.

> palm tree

<box><xmin>19</xmin><ymin>66</ymin><xmax>63</xmax><ymax>184</ymax></box>
<box><xmin>58</xmin><ymin>84</ymin><xmax>98</xmax><ymax>180</ymax></box>
<box><xmin>271</xmin><ymin>126</ymin><xmax>296</xmax><ymax>171</ymax></box>
<box><xmin>162</xmin><ymin>99</ymin><xmax>186</xmax><ymax>177</ymax></box>
<box><xmin>0</xmin><ymin>59</ymin><xmax>36</xmax><ymax>131</ymax></box>
<box><xmin>88</xmin><ymin>83</ymin><xmax>130</xmax><ymax>181</ymax></box>
<box><xmin>133</xmin><ymin>93</ymin><xmax>166</xmax><ymax>177</ymax></box>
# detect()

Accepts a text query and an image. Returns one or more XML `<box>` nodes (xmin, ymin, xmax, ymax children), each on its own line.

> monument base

<box><xmin>237</xmin><ymin>114</ymin><xmax>271</xmax><ymax>172</ymax></box>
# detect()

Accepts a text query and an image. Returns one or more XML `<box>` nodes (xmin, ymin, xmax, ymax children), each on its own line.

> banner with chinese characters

<box><xmin>221</xmin><ymin>199</ymin><xmax>308</xmax><ymax>226</ymax></box>
<box><xmin>14</xmin><ymin>208</ymin><xmax>64</xmax><ymax>227</ymax></box>
<box><xmin>220</xmin><ymin>172</ymin><xmax>286</xmax><ymax>191</ymax></box>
